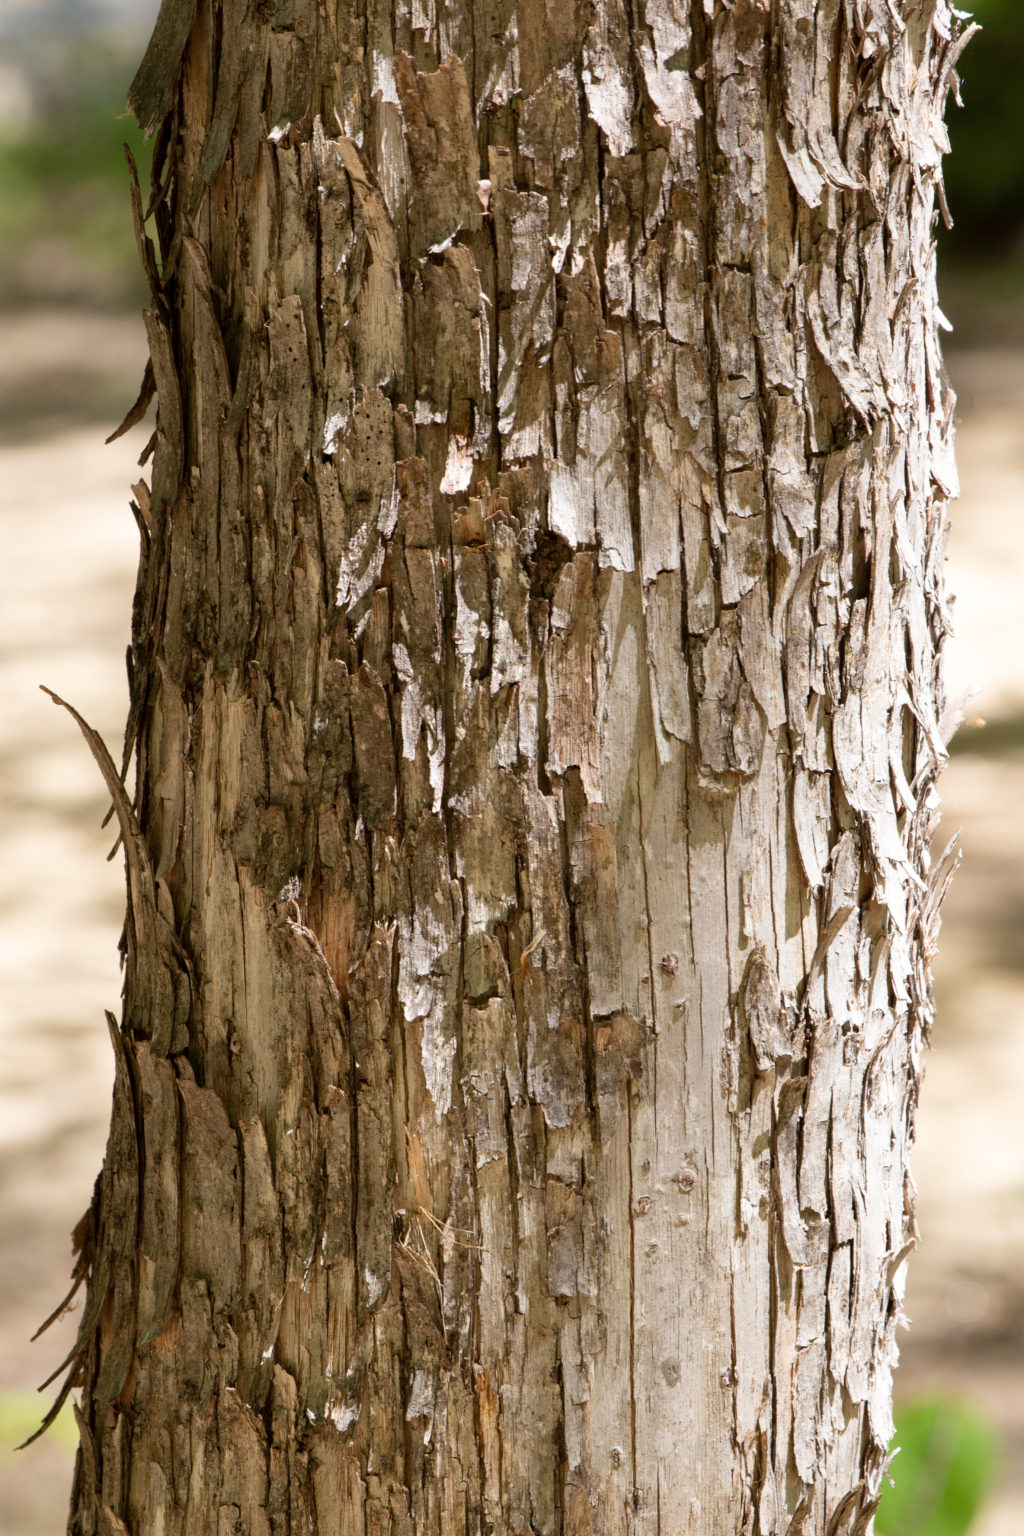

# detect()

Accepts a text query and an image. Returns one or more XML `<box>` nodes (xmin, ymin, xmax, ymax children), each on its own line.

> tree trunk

<box><xmin>49</xmin><ymin>1</ymin><xmax>966</xmax><ymax>1532</ymax></box>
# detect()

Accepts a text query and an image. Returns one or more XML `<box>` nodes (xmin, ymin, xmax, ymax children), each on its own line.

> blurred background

<box><xmin>0</xmin><ymin>2</ymin><xmax>1022</xmax><ymax>1532</ymax></box>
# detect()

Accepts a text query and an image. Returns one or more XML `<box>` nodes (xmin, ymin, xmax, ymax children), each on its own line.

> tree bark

<box><xmin>49</xmin><ymin>2</ymin><xmax>966</xmax><ymax>1532</ymax></box>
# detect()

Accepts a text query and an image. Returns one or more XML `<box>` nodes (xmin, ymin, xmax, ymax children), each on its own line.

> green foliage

<box><xmin>0</xmin><ymin>39</ymin><xmax>151</xmax><ymax>306</ymax></box>
<box><xmin>876</xmin><ymin>1398</ymin><xmax>1000</xmax><ymax>1536</ymax></box>
<box><xmin>944</xmin><ymin>0</ymin><xmax>1024</xmax><ymax>248</ymax></box>
<box><xmin>0</xmin><ymin>1390</ymin><xmax>78</xmax><ymax>1454</ymax></box>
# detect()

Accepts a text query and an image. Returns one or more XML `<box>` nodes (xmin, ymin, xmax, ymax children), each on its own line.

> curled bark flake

<box><xmin>179</xmin><ymin>1081</ymin><xmax>242</xmax><ymax>1315</ymax></box>
<box><xmin>329</xmin><ymin>135</ymin><xmax>404</xmax><ymax>392</ymax></box>
<box><xmin>127</xmin><ymin>0</ymin><xmax>198</xmax><ymax>136</ymax></box>
<box><xmin>393</xmin><ymin>53</ymin><xmax>482</xmax><ymax>254</ymax></box>
<box><xmin>106</xmin><ymin>358</ymin><xmax>156</xmax><ymax>445</ymax></box>
<box><xmin>740</xmin><ymin>948</ymin><xmax>792</xmax><ymax>1075</ymax></box>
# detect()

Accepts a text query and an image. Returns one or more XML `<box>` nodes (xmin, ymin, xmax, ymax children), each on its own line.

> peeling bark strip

<box><xmin>56</xmin><ymin>2</ymin><xmax>964</xmax><ymax>1532</ymax></box>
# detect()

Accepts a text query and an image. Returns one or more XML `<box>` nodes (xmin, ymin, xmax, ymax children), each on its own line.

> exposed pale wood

<box><xmin>57</xmin><ymin>2</ymin><xmax>965</xmax><ymax>1532</ymax></box>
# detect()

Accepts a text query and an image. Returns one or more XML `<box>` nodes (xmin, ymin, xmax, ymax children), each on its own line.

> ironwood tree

<box><xmin>41</xmin><ymin>0</ymin><xmax>968</xmax><ymax>1531</ymax></box>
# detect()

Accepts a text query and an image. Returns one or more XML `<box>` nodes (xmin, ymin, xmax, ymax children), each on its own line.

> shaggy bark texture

<box><xmin>45</xmin><ymin>1</ymin><xmax>967</xmax><ymax>1532</ymax></box>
